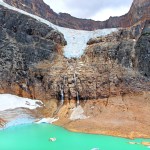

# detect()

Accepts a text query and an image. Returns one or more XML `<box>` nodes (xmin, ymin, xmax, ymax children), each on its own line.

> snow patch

<box><xmin>0</xmin><ymin>0</ymin><xmax>118</xmax><ymax>58</ymax></box>
<box><xmin>0</xmin><ymin>94</ymin><xmax>43</xmax><ymax>111</ymax></box>
<box><xmin>70</xmin><ymin>105</ymin><xmax>89</xmax><ymax>120</ymax></box>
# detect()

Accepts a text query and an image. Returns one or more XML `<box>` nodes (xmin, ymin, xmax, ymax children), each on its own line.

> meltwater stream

<box><xmin>0</xmin><ymin>124</ymin><xmax>150</xmax><ymax>150</ymax></box>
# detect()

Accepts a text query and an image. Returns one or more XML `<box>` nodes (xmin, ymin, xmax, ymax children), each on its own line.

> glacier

<box><xmin>0</xmin><ymin>0</ymin><xmax>118</xmax><ymax>58</ymax></box>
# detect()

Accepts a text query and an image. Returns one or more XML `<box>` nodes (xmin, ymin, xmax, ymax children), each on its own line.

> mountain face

<box><xmin>0</xmin><ymin>4</ymin><xmax>66</xmax><ymax>96</ymax></box>
<box><xmin>3</xmin><ymin>0</ymin><xmax>150</xmax><ymax>30</ymax></box>
<box><xmin>0</xmin><ymin>0</ymin><xmax>150</xmax><ymax>138</ymax></box>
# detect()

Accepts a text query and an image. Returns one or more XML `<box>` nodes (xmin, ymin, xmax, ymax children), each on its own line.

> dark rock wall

<box><xmin>0</xmin><ymin>6</ymin><xmax>66</xmax><ymax>97</ymax></box>
<box><xmin>135</xmin><ymin>20</ymin><xmax>150</xmax><ymax>77</ymax></box>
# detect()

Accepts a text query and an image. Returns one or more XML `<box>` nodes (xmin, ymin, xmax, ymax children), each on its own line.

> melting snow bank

<box><xmin>35</xmin><ymin>117</ymin><xmax>59</xmax><ymax>124</ymax></box>
<box><xmin>70</xmin><ymin>105</ymin><xmax>89</xmax><ymax>120</ymax></box>
<box><xmin>0</xmin><ymin>0</ymin><xmax>118</xmax><ymax>58</ymax></box>
<box><xmin>0</xmin><ymin>94</ymin><xmax>58</xmax><ymax>129</ymax></box>
<box><xmin>0</xmin><ymin>94</ymin><xmax>43</xmax><ymax>111</ymax></box>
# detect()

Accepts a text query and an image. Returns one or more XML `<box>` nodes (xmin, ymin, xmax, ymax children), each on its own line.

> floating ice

<box><xmin>91</xmin><ymin>148</ymin><xmax>100</xmax><ymax>150</ymax></box>
<box><xmin>49</xmin><ymin>137</ymin><xmax>56</xmax><ymax>142</ymax></box>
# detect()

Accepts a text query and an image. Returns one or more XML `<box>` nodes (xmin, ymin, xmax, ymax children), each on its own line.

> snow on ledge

<box><xmin>0</xmin><ymin>0</ymin><xmax>118</xmax><ymax>58</ymax></box>
<box><xmin>70</xmin><ymin>105</ymin><xmax>89</xmax><ymax>120</ymax></box>
<box><xmin>35</xmin><ymin>117</ymin><xmax>59</xmax><ymax>124</ymax></box>
<box><xmin>0</xmin><ymin>94</ymin><xmax>43</xmax><ymax>111</ymax></box>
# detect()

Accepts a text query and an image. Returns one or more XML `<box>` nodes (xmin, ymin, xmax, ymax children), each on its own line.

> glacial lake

<box><xmin>0</xmin><ymin>124</ymin><xmax>150</xmax><ymax>150</ymax></box>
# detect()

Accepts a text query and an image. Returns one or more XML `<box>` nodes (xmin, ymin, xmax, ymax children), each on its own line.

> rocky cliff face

<box><xmin>3</xmin><ymin>0</ymin><xmax>150</xmax><ymax>30</ymax></box>
<box><xmin>106</xmin><ymin>0</ymin><xmax>150</xmax><ymax>28</ymax></box>
<box><xmin>23</xmin><ymin>23</ymin><xmax>149</xmax><ymax>102</ymax></box>
<box><xmin>25</xmin><ymin>21</ymin><xmax>150</xmax><ymax>138</ymax></box>
<box><xmin>0</xmin><ymin>5</ymin><xmax>66</xmax><ymax>98</ymax></box>
<box><xmin>0</xmin><ymin>3</ymin><xmax>149</xmax><ymax>102</ymax></box>
<box><xmin>0</xmin><ymin>1</ymin><xmax>150</xmax><ymax>138</ymax></box>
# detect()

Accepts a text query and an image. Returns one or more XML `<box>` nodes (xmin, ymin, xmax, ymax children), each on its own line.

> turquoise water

<box><xmin>0</xmin><ymin>124</ymin><xmax>150</xmax><ymax>150</ymax></box>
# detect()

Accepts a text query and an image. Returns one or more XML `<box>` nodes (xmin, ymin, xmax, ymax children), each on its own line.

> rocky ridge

<box><xmin>3</xmin><ymin>0</ymin><xmax>150</xmax><ymax>30</ymax></box>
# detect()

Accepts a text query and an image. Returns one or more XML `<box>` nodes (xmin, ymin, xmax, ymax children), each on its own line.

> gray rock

<box><xmin>135</xmin><ymin>20</ymin><xmax>150</xmax><ymax>77</ymax></box>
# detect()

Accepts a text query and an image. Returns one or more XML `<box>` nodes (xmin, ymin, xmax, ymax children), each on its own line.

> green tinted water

<box><xmin>0</xmin><ymin>124</ymin><xmax>149</xmax><ymax>150</ymax></box>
